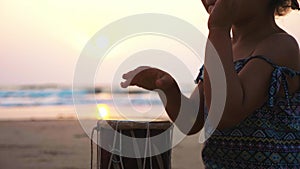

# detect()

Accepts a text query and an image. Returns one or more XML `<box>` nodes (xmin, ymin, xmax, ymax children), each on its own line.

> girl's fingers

<box><xmin>121</xmin><ymin>66</ymin><xmax>159</xmax><ymax>89</ymax></box>
<box><xmin>120</xmin><ymin>81</ymin><xmax>127</xmax><ymax>88</ymax></box>
<box><xmin>122</xmin><ymin>73</ymin><xmax>129</xmax><ymax>79</ymax></box>
<box><xmin>122</xmin><ymin>66</ymin><xmax>151</xmax><ymax>79</ymax></box>
<box><xmin>201</xmin><ymin>0</ymin><xmax>209</xmax><ymax>12</ymax></box>
<box><xmin>121</xmin><ymin>70</ymin><xmax>140</xmax><ymax>88</ymax></box>
<box><xmin>121</xmin><ymin>71</ymin><xmax>136</xmax><ymax>88</ymax></box>
<box><xmin>122</xmin><ymin>70</ymin><xmax>135</xmax><ymax>79</ymax></box>
<box><xmin>120</xmin><ymin>80</ymin><xmax>132</xmax><ymax>88</ymax></box>
<box><xmin>120</xmin><ymin>77</ymin><xmax>140</xmax><ymax>88</ymax></box>
<box><xmin>208</xmin><ymin>6</ymin><xmax>214</xmax><ymax>13</ymax></box>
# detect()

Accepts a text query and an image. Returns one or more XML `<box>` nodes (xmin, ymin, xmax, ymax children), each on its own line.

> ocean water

<box><xmin>0</xmin><ymin>86</ymin><xmax>195</xmax><ymax>120</ymax></box>
<box><xmin>0</xmin><ymin>87</ymin><xmax>166</xmax><ymax>120</ymax></box>
<box><xmin>0</xmin><ymin>87</ymin><xmax>162</xmax><ymax>107</ymax></box>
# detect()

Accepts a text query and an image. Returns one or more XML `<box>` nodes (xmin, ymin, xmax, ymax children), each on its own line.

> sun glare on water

<box><xmin>97</xmin><ymin>104</ymin><xmax>110</xmax><ymax>120</ymax></box>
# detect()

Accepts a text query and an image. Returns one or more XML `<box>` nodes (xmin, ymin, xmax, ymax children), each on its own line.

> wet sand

<box><xmin>0</xmin><ymin>120</ymin><xmax>204</xmax><ymax>169</ymax></box>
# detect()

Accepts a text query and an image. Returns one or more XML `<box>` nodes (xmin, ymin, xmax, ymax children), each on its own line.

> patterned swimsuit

<box><xmin>195</xmin><ymin>55</ymin><xmax>300</xmax><ymax>169</ymax></box>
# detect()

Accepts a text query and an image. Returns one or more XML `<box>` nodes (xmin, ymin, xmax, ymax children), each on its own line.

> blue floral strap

<box><xmin>194</xmin><ymin>56</ymin><xmax>274</xmax><ymax>83</ymax></box>
<box><xmin>243</xmin><ymin>56</ymin><xmax>299</xmax><ymax>109</ymax></box>
<box><xmin>194</xmin><ymin>65</ymin><xmax>204</xmax><ymax>84</ymax></box>
<box><xmin>269</xmin><ymin>68</ymin><xmax>282</xmax><ymax>107</ymax></box>
<box><xmin>269</xmin><ymin>66</ymin><xmax>298</xmax><ymax>109</ymax></box>
<box><xmin>236</xmin><ymin>55</ymin><xmax>276</xmax><ymax>71</ymax></box>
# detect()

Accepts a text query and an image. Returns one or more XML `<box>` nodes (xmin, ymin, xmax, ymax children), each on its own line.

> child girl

<box><xmin>121</xmin><ymin>0</ymin><xmax>300</xmax><ymax>168</ymax></box>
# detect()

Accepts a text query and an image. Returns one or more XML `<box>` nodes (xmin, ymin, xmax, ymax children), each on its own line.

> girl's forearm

<box><xmin>157</xmin><ymin>83</ymin><xmax>204</xmax><ymax>135</ymax></box>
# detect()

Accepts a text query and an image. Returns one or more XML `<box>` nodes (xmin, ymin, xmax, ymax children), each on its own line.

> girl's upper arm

<box><xmin>238</xmin><ymin>58</ymin><xmax>274</xmax><ymax>114</ymax></box>
<box><xmin>233</xmin><ymin>33</ymin><xmax>300</xmax><ymax>125</ymax></box>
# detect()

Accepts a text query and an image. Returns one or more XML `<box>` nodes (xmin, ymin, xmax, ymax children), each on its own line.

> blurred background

<box><xmin>0</xmin><ymin>0</ymin><xmax>299</xmax><ymax>168</ymax></box>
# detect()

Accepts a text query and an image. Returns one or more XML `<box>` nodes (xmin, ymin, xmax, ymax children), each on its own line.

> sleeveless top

<box><xmin>194</xmin><ymin>55</ymin><xmax>300</xmax><ymax>169</ymax></box>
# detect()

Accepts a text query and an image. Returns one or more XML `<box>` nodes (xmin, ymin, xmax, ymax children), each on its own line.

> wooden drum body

<box><xmin>96</xmin><ymin>120</ymin><xmax>173</xmax><ymax>169</ymax></box>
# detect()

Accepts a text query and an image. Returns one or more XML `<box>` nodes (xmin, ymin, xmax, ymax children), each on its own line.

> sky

<box><xmin>0</xmin><ymin>0</ymin><xmax>299</xmax><ymax>86</ymax></box>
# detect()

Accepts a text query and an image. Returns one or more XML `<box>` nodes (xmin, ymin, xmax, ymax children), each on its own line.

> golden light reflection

<box><xmin>97</xmin><ymin>104</ymin><xmax>110</xmax><ymax>120</ymax></box>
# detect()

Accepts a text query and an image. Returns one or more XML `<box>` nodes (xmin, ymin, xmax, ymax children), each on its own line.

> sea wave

<box><xmin>0</xmin><ymin>88</ymin><xmax>161</xmax><ymax>107</ymax></box>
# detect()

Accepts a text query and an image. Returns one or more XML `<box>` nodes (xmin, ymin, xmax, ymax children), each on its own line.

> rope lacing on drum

<box><xmin>90</xmin><ymin>126</ymin><xmax>97</xmax><ymax>169</ymax></box>
<box><xmin>108</xmin><ymin>121</ymin><xmax>125</xmax><ymax>169</ymax></box>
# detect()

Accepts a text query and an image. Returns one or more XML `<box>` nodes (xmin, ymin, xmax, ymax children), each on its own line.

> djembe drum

<box><xmin>95</xmin><ymin>120</ymin><xmax>173</xmax><ymax>169</ymax></box>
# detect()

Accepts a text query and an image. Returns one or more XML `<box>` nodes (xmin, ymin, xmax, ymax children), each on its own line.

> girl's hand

<box><xmin>120</xmin><ymin>66</ymin><xmax>175</xmax><ymax>91</ymax></box>
<box><xmin>206</xmin><ymin>0</ymin><xmax>237</xmax><ymax>30</ymax></box>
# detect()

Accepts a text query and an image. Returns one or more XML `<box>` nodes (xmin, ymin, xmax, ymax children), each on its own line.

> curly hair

<box><xmin>271</xmin><ymin>0</ymin><xmax>300</xmax><ymax>15</ymax></box>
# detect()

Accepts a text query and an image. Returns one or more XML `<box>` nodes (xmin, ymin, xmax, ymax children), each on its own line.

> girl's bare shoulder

<box><xmin>252</xmin><ymin>32</ymin><xmax>300</xmax><ymax>70</ymax></box>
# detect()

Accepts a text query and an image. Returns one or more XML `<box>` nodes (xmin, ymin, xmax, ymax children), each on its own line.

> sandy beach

<box><xmin>0</xmin><ymin>120</ymin><xmax>204</xmax><ymax>169</ymax></box>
